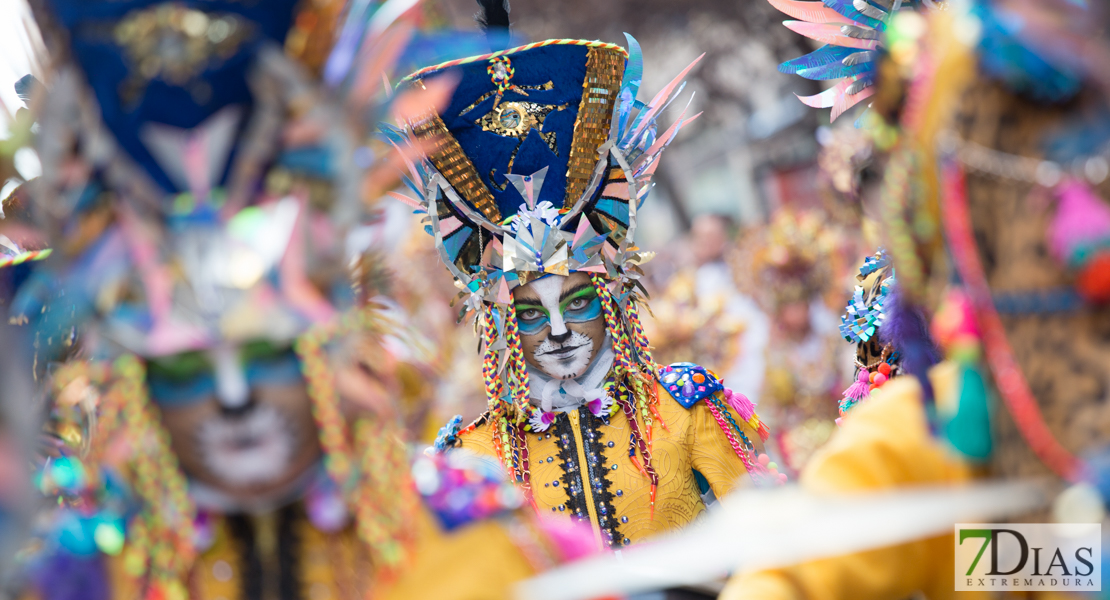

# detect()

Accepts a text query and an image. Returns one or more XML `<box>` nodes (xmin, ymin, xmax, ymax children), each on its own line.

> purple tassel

<box><xmin>32</xmin><ymin>551</ymin><xmax>110</xmax><ymax>600</ymax></box>
<box><xmin>879</xmin><ymin>289</ymin><xmax>941</xmax><ymax>404</ymax></box>
<box><xmin>723</xmin><ymin>388</ymin><xmax>755</xmax><ymax>421</ymax></box>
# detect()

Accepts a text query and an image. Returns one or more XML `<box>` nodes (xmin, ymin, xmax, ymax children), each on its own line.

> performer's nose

<box><xmin>210</xmin><ymin>345</ymin><xmax>250</xmax><ymax>413</ymax></box>
<box><xmin>549</xmin><ymin>330</ymin><xmax>572</xmax><ymax>344</ymax></box>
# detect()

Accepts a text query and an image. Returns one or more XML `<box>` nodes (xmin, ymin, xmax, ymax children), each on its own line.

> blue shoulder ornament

<box><xmin>657</xmin><ymin>362</ymin><xmax>723</xmax><ymax>408</ymax></box>
<box><xmin>432</xmin><ymin>415</ymin><xmax>464</xmax><ymax>453</ymax></box>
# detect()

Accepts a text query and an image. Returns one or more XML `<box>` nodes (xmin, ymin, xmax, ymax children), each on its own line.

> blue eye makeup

<box><xmin>516</xmin><ymin>305</ymin><xmax>550</xmax><ymax>335</ymax></box>
<box><xmin>562</xmin><ymin>292</ymin><xmax>601</xmax><ymax>324</ymax></box>
<box><xmin>245</xmin><ymin>351</ymin><xmax>304</xmax><ymax>387</ymax></box>
<box><xmin>147</xmin><ymin>370</ymin><xmax>218</xmax><ymax>407</ymax></box>
<box><xmin>514</xmin><ymin>287</ymin><xmax>601</xmax><ymax>335</ymax></box>
<box><xmin>146</xmin><ymin>346</ymin><xmax>303</xmax><ymax>406</ymax></box>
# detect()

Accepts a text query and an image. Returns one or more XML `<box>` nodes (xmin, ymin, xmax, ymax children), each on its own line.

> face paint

<box><xmin>212</xmin><ymin>345</ymin><xmax>249</xmax><ymax>410</ymax></box>
<box><xmin>148</xmin><ymin>343</ymin><xmax>304</xmax><ymax>407</ymax></box>
<box><xmin>196</xmin><ymin>403</ymin><xmax>295</xmax><ymax>486</ymax></box>
<box><xmin>514</xmin><ymin>273</ymin><xmax>607</xmax><ymax>380</ymax></box>
<box><xmin>151</xmin><ymin>341</ymin><xmax>320</xmax><ymax>497</ymax></box>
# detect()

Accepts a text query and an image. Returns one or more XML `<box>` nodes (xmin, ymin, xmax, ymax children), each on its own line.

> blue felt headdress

<box><xmin>17</xmin><ymin>0</ymin><xmax>411</xmax><ymax>358</ymax></box>
<box><xmin>388</xmin><ymin>36</ymin><xmax>701</xmax><ymax>312</ymax></box>
<box><xmin>31</xmin><ymin>0</ymin><xmax>303</xmax><ymax>196</ymax></box>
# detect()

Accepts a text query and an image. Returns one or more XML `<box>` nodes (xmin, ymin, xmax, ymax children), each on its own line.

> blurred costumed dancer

<box><xmin>388</xmin><ymin>31</ymin><xmax>779</xmax><ymax>550</ymax></box>
<box><xmin>740</xmin><ymin>210</ymin><xmax>848</xmax><ymax>473</ymax></box>
<box><xmin>723</xmin><ymin>0</ymin><xmax>1110</xmax><ymax>598</ymax></box>
<box><xmin>5</xmin><ymin>2</ymin><xmax>596</xmax><ymax>600</ymax></box>
<box><xmin>645</xmin><ymin>213</ymin><xmax>770</xmax><ymax>405</ymax></box>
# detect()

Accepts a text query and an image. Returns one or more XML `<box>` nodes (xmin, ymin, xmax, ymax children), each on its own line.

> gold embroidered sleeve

<box><xmin>689</xmin><ymin>397</ymin><xmax>758</xmax><ymax>498</ymax></box>
<box><xmin>458</xmin><ymin>420</ymin><xmax>498</xmax><ymax>460</ymax></box>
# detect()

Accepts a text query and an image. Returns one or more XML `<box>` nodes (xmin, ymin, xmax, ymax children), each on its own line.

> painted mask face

<box><xmin>513</xmin><ymin>272</ymin><xmax>606</xmax><ymax>380</ymax></box>
<box><xmin>146</xmin><ymin>341</ymin><xmax>321</xmax><ymax>501</ymax></box>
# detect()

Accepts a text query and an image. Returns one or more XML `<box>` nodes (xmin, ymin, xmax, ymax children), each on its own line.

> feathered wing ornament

<box><xmin>771</xmin><ymin>0</ymin><xmax>929</xmax><ymax>121</ymax></box>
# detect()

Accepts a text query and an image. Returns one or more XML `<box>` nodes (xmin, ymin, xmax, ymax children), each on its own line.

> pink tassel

<box><xmin>723</xmin><ymin>388</ymin><xmax>755</xmax><ymax>421</ymax></box>
<box><xmin>1049</xmin><ymin>179</ymin><xmax>1110</xmax><ymax>266</ymax></box>
<box><xmin>842</xmin><ymin>370</ymin><xmax>871</xmax><ymax>402</ymax></box>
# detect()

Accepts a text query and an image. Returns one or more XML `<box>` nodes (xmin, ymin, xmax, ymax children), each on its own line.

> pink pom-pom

<box><xmin>873</xmin><ymin>373</ymin><xmax>888</xmax><ymax>386</ymax></box>
<box><xmin>841</xmin><ymin>369</ymin><xmax>871</xmax><ymax>402</ymax></box>
<box><xmin>757</xmin><ymin>453</ymin><xmax>771</xmax><ymax>466</ymax></box>
<box><xmin>1049</xmin><ymin>179</ymin><xmax>1110</xmax><ymax>266</ymax></box>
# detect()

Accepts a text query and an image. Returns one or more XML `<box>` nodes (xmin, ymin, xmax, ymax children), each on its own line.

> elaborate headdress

<box><xmin>836</xmin><ymin>247</ymin><xmax>937</xmax><ymax>420</ymax></box>
<box><xmin>743</xmin><ymin>209</ymin><xmax>838</xmax><ymax>310</ymax></box>
<box><xmin>389</xmin><ymin>37</ymin><xmax>702</xmax><ymax>492</ymax></box>
<box><xmin>13</xmin><ymin>1</ymin><xmax>428</xmax><ymax>595</ymax></box>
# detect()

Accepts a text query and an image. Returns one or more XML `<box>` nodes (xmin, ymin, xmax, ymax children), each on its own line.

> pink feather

<box><xmin>783</xmin><ymin>21</ymin><xmax>879</xmax><ymax>50</ymax></box>
<box><xmin>769</xmin><ymin>0</ymin><xmax>859</xmax><ymax>25</ymax></box>
<box><xmin>795</xmin><ymin>77</ymin><xmax>876</xmax><ymax>122</ymax></box>
<box><xmin>386</xmin><ymin>190</ymin><xmax>423</xmax><ymax>210</ymax></box>
<box><xmin>628</xmin><ymin>54</ymin><xmax>704</xmax><ymax>145</ymax></box>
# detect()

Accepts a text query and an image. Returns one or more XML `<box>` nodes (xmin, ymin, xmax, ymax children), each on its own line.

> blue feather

<box><xmin>402</xmin><ymin>175</ymin><xmax>423</xmax><ymax>198</ymax></box>
<box><xmin>796</xmin><ymin>60</ymin><xmax>872</xmax><ymax>81</ymax></box>
<box><xmin>822</xmin><ymin>0</ymin><xmax>885</xmax><ymax>30</ymax></box>
<box><xmin>778</xmin><ymin>45</ymin><xmax>857</xmax><ymax>75</ymax></box>
<box><xmin>619</xmin><ymin>33</ymin><xmax>644</xmax><ymax>137</ymax></box>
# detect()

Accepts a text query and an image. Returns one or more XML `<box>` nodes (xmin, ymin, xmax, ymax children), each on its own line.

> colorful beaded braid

<box><xmin>297</xmin><ymin>304</ymin><xmax>421</xmax><ymax>573</ymax></box>
<box><xmin>60</xmin><ymin>356</ymin><xmax>198</xmax><ymax>600</ymax></box>
<box><xmin>705</xmin><ymin>397</ymin><xmax>758</xmax><ymax>475</ymax></box>
<box><xmin>591</xmin><ymin>275</ymin><xmax>661</xmax><ymax>514</ymax></box>
<box><xmin>479</xmin><ymin>304</ymin><xmax>531</xmax><ymax>485</ymax></box>
<box><xmin>625</xmin><ymin>299</ymin><xmax>660</xmax><ymax>374</ymax></box>
<box><xmin>479</xmin><ymin>305</ymin><xmax>508</xmax><ymax>406</ymax></box>
<box><xmin>354</xmin><ymin>417</ymin><xmax>418</xmax><ymax>581</ymax></box>
<box><xmin>504</xmin><ymin>303</ymin><xmax>534</xmax><ymax>415</ymax></box>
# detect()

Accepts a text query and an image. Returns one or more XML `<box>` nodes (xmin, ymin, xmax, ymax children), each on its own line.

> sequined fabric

<box><xmin>411</xmin><ymin>111</ymin><xmax>503</xmax><ymax>224</ymax></box>
<box><xmin>563</xmin><ymin>47</ymin><xmax>625</xmax><ymax>208</ymax></box>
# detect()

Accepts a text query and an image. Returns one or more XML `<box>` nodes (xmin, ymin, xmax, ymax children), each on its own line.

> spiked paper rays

<box><xmin>387</xmin><ymin>35</ymin><xmax>700</xmax><ymax>314</ymax></box>
<box><xmin>839</xmin><ymin>249</ymin><xmax>895</xmax><ymax>343</ymax></box>
<box><xmin>770</xmin><ymin>0</ymin><xmax>926</xmax><ymax>121</ymax></box>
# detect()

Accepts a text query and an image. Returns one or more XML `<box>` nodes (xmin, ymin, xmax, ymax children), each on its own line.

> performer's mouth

<box><xmin>540</xmin><ymin>344</ymin><xmax>585</xmax><ymax>359</ymax></box>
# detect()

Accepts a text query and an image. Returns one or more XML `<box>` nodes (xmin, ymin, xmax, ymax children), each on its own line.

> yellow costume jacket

<box><xmin>26</xmin><ymin>493</ymin><xmax>561</xmax><ymax>600</ymax></box>
<box><xmin>460</xmin><ymin>363</ymin><xmax>768</xmax><ymax>549</ymax></box>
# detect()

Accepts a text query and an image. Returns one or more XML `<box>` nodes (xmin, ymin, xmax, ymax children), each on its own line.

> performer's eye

<box><xmin>519</xmin><ymin>308</ymin><xmax>543</xmax><ymax>321</ymax></box>
<box><xmin>566</xmin><ymin>297</ymin><xmax>588</xmax><ymax>310</ymax></box>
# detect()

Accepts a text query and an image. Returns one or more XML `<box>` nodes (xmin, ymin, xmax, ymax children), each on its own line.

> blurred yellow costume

<box><xmin>721</xmin><ymin>376</ymin><xmax>971</xmax><ymax>600</ymax></box>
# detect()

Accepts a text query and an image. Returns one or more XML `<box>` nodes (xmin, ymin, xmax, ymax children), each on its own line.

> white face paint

<box><xmin>196</xmin><ymin>404</ymin><xmax>295</xmax><ymax>486</ymax></box>
<box><xmin>210</xmin><ymin>345</ymin><xmax>249</xmax><ymax>410</ymax></box>
<box><xmin>525</xmin><ymin>276</ymin><xmax>597</xmax><ymax>380</ymax></box>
